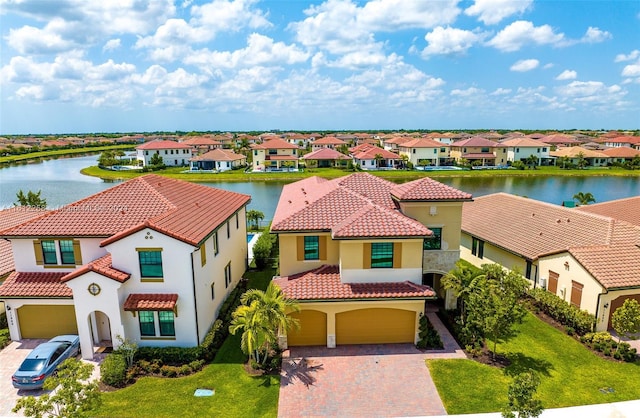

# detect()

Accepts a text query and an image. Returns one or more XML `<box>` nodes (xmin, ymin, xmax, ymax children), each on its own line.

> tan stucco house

<box><xmin>461</xmin><ymin>193</ymin><xmax>640</xmax><ymax>331</ymax></box>
<box><xmin>271</xmin><ymin>173</ymin><xmax>472</xmax><ymax>348</ymax></box>
<box><xmin>250</xmin><ymin>138</ymin><xmax>300</xmax><ymax>172</ymax></box>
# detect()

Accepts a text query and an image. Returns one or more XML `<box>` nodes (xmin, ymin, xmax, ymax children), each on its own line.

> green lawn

<box><xmin>0</xmin><ymin>144</ymin><xmax>135</xmax><ymax>164</ymax></box>
<box><xmin>91</xmin><ymin>268</ymin><xmax>280</xmax><ymax>418</ymax></box>
<box><xmin>428</xmin><ymin>312</ymin><xmax>640</xmax><ymax>415</ymax></box>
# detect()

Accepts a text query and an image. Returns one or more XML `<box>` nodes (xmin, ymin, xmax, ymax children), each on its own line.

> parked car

<box><xmin>11</xmin><ymin>335</ymin><xmax>80</xmax><ymax>390</ymax></box>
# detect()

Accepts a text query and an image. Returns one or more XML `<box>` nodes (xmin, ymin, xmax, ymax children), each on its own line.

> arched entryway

<box><xmin>88</xmin><ymin>310</ymin><xmax>113</xmax><ymax>352</ymax></box>
<box><xmin>423</xmin><ymin>272</ymin><xmax>445</xmax><ymax>296</ymax></box>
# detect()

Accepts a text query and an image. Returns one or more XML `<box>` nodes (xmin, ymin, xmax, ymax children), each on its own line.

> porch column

<box><xmin>77</xmin><ymin>314</ymin><xmax>94</xmax><ymax>360</ymax></box>
<box><xmin>327</xmin><ymin>312</ymin><xmax>336</xmax><ymax>348</ymax></box>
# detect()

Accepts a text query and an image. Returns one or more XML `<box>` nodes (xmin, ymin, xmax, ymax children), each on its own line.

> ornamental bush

<box><xmin>100</xmin><ymin>353</ymin><xmax>128</xmax><ymax>387</ymax></box>
<box><xmin>528</xmin><ymin>288</ymin><xmax>596</xmax><ymax>335</ymax></box>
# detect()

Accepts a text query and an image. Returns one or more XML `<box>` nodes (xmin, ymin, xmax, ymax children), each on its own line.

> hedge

<box><xmin>528</xmin><ymin>288</ymin><xmax>596</xmax><ymax>335</ymax></box>
<box><xmin>100</xmin><ymin>353</ymin><xmax>128</xmax><ymax>387</ymax></box>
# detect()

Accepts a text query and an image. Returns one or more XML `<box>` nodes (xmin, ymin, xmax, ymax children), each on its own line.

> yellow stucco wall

<box><xmin>401</xmin><ymin>202</ymin><xmax>463</xmax><ymax>250</ymax></box>
<box><xmin>339</xmin><ymin>239</ymin><xmax>422</xmax><ymax>270</ymax></box>
<box><xmin>278</xmin><ymin>233</ymin><xmax>339</xmax><ymax>276</ymax></box>
<box><xmin>460</xmin><ymin>232</ymin><xmax>528</xmax><ymax>273</ymax></box>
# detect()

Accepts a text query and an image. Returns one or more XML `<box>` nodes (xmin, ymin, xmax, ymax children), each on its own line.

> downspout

<box><xmin>190</xmin><ymin>251</ymin><xmax>200</xmax><ymax>344</ymax></box>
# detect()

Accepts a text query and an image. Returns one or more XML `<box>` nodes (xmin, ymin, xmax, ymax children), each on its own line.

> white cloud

<box><xmin>555</xmin><ymin>70</ymin><xmax>577</xmax><ymax>80</ymax></box>
<box><xmin>581</xmin><ymin>27</ymin><xmax>612</xmax><ymax>43</ymax></box>
<box><xmin>450</xmin><ymin>87</ymin><xmax>484</xmax><ymax>97</ymax></box>
<box><xmin>490</xmin><ymin>88</ymin><xmax>512</xmax><ymax>95</ymax></box>
<box><xmin>102</xmin><ymin>39</ymin><xmax>121</xmax><ymax>52</ymax></box>
<box><xmin>510</xmin><ymin>59</ymin><xmax>539</xmax><ymax>72</ymax></box>
<box><xmin>615</xmin><ymin>50</ymin><xmax>640</xmax><ymax>62</ymax></box>
<box><xmin>357</xmin><ymin>0</ymin><xmax>460</xmax><ymax>30</ymax></box>
<box><xmin>487</xmin><ymin>20</ymin><xmax>565</xmax><ymax>52</ymax></box>
<box><xmin>622</xmin><ymin>63</ymin><xmax>640</xmax><ymax>77</ymax></box>
<box><xmin>543</xmin><ymin>63</ymin><xmax>554</xmax><ymax>69</ymax></box>
<box><xmin>421</xmin><ymin>26</ymin><xmax>487</xmax><ymax>57</ymax></box>
<box><xmin>7</xmin><ymin>24</ymin><xmax>73</xmax><ymax>54</ymax></box>
<box><xmin>189</xmin><ymin>0</ymin><xmax>271</xmax><ymax>32</ymax></box>
<box><xmin>464</xmin><ymin>0</ymin><xmax>533</xmax><ymax>25</ymax></box>
<box><xmin>555</xmin><ymin>81</ymin><xmax>627</xmax><ymax>107</ymax></box>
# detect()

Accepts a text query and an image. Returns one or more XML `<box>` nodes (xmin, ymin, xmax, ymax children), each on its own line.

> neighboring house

<box><xmin>603</xmin><ymin>136</ymin><xmax>640</xmax><ymax>150</ymax></box>
<box><xmin>602</xmin><ymin>146</ymin><xmax>640</xmax><ymax>164</ymax></box>
<box><xmin>0</xmin><ymin>175</ymin><xmax>250</xmax><ymax>359</ymax></box>
<box><xmin>449</xmin><ymin>136</ymin><xmax>507</xmax><ymax>166</ymax></box>
<box><xmin>540</xmin><ymin>134</ymin><xmax>581</xmax><ymax>148</ymax></box>
<box><xmin>500</xmin><ymin>137</ymin><xmax>552</xmax><ymax>166</ymax></box>
<box><xmin>310</xmin><ymin>136</ymin><xmax>347</xmax><ymax>151</ymax></box>
<box><xmin>271</xmin><ymin>173</ymin><xmax>472</xmax><ymax>348</ymax></box>
<box><xmin>302</xmin><ymin>148</ymin><xmax>351</xmax><ymax>168</ymax></box>
<box><xmin>136</xmin><ymin>140</ymin><xmax>192</xmax><ymax>167</ymax></box>
<box><xmin>250</xmin><ymin>138</ymin><xmax>300</xmax><ymax>172</ymax></box>
<box><xmin>460</xmin><ymin>193</ymin><xmax>640</xmax><ymax>331</ymax></box>
<box><xmin>382</xmin><ymin>136</ymin><xmax>412</xmax><ymax>151</ymax></box>
<box><xmin>550</xmin><ymin>146</ymin><xmax>609</xmax><ymax>167</ymax></box>
<box><xmin>180</xmin><ymin>137</ymin><xmax>223</xmax><ymax>155</ymax></box>
<box><xmin>397</xmin><ymin>138</ymin><xmax>449</xmax><ymax>167</ymax></box>
<box><xmin>189</xmin><ymin>149</ymin><xmax>247</xmax><ymax>172</ymax></box>
<box><xmin>351</xmin><ymin>146</ymin><xmax>400</xmax><ymax>170</ymax></box>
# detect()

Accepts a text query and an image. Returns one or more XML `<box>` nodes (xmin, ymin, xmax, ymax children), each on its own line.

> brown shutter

<box><xmin>297</xmin><ymin>236</ymin><xmax>304</xmax><ymax>261</ymax></box>
<box><xmin>363</xmin><ymin>243</ymin><xmax>371</xmax><ymax>269</ymax></box>
<box><xmin>393</xmin><ymin>242</ymin><xmax>402</xmax><ymax>268</ymax></box>
<box><xmin>33</xmin><ymin>240</ymin><xmax>44</xmax><ymax>265</ymax></box>
<box><xmin>570</xmin><ymin>281</ymin><xmax>583</xmax><ymax>308</ymax></box>
<box><xmin>200</xmin><ymin>243</ymin><xmax>206</xmax><ymax>266</ymax></box>
<box><xmin>319</xmin><ymin>236</ymin><xmax>327</xmax><ymax>260</ymax></box>
<box><xmin>72</xmin><ymin>240</ymin><xmax>83</xmax><ymax>265</ymax></box>
<box><xmin>547</xmin><ymin>270</ymin><xmax>558</xmax><ymax>294</ymax></box>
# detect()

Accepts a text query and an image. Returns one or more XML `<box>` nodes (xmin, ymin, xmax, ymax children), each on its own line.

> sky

<box><xmin>1</xmin><ymin>0</ymin><xmax>639</xmax><ymax>135</ymax></box>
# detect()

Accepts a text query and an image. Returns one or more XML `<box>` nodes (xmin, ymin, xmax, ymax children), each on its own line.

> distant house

<box><xmin>603</xmin><ymin>136</ymin><xmax>640</xmax><ymax>150</ymax></box>
<box><xmin>382</xmin><ymin>136</ymin><xmax>412</xmax><ymax>151</ymax></box>
<box><xmin>550</xmin><ymin>146</ymin><xmax>609</xmax><ymax>167</ymax></box>
<box><xmin>271</xmin><ymin>173</ymin><xmax>472</xmax><ymax>347</ymax></box>
<box><xmin>351</xmin><ymin>146</ymin><xmax>400</xmax><ymax>170</ymax></box>
<box><xmin>602</xmin><ymin>146</ymin><xmax>640</xmax><ymax>164</ymax></box>
<box><xmin>449</xmin><ymin>136</ymin><xmax>507</xmax><ymax>166</ymax></box>
<box><xmin>500</xmin><ymin>137</ymin><xmax>552</xmax><ymax>166</ymax></box>
<box><xmin>136</xmin><ymin>140</ymin><xmax>192</xmax><ymax>167</ymax></box>
<box><xmin>180</xmin><ymin>137</ymin><xmax>223</xmax><ymax>155</ymax></box>
<box><xmin>189</xmin><ymin>149</ymin><xmax>247</xmax><ymax>171</ymax></box>
<box><xmin>461</xmin><ymin>193</ymin><xmax>640</xmax><ymax>332</ymax></box>
<box><xmin>0</xmin><ymin>175</ymin><xmax>250</xmax><ymax>359</ymax></box>
<box><xmin>397</xmin><ymin>138</ymin><xmax>449</xmax><ymax>167</ymax></box>
<box><xmin>540</xmin><ymin>134</ymin><xmax>581</xmax><ymax>148</ymax></box>
<box><xmin>302</xmin><ymin>148</ymin><xmax>351</xmax><ymax>168</ymax></box>
<box><xmin>250</xmin><ymin>138</ymin><xmax>301</xmax><ymax>172</ymax></box>
<box><xmin>311</xmin><ymin>136</ymin><xmax>347</xmax><ymax>151</ymax></box>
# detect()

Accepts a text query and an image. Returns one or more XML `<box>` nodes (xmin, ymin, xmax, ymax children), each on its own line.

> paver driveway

<box><xmin>0</xmin><ymin>339</ymin><xmax>47</xmax><ymax>417</ymax></box>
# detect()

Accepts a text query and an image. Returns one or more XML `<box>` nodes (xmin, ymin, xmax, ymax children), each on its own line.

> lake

<box><xmin>1</xmin><ymin>155</ymin><xmax>638</xmax><ymax>222</ymax></box>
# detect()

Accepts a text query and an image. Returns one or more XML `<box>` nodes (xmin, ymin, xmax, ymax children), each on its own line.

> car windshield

<box><xmin>19</xmin><ymin>359</ymin><xmax>46</xmax><ymax>372</ymax></box>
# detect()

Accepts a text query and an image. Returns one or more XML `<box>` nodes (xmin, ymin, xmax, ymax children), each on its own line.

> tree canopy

<box><xmin>15</xmin><ymin>189</ymin><xmax>47</xmax><ymax>208</ymax></box>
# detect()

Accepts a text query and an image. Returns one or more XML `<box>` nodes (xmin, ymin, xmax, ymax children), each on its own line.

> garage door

<box><xmin>336</xmin><ymin>308</ymin><xmax>415</xmax><ymax>345</ymax></box>
<box><xmin>17</xmin><ymin>305</ymin><xmax>78</xmax><ymax>338</ymax></box>
<box><xmin>288</xmin><ymin>310</ymin><xmax>327</xmax><ymax>346</ymax></box>
<box><xmin>608</xmin><ymin>295</ymin><xmax>640</xmax><ymax>329</ymax></box>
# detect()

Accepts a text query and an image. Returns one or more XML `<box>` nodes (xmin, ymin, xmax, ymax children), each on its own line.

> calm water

<box><xmin>1</xmin><ymin>155</ymin><xmax>638</xmax><ymax>221</ymax></box>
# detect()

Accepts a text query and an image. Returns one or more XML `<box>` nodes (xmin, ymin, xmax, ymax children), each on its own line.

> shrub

<box><xmin>189</xmin><ymin>359</ymin><xmax>205</xmax><ymax>372</ymax></box>
<box><xmin>511</xmin><ymin>161</ymin><xmax>526</xmax><ymax>170</ymax></box>
<box><xmin>179</xmin><ymin>364</ymin><xmax>192</xmax><ymax>375</ymax></box>
<box><xmin>135</xmin><ymin>346</ymin><xmax>202</xmax><ymax>364</ymax></box>
<box><xmin>528</xmin><ymin>288</ymin><xmax>596</xmax><ymax>335</ymax></box>
<box><xmin>160</xmin><ymin>365</ymin><xmax>179</xmax><ymax>377</ymax></box>
<box><xmin>0</xmin><ymin>311</ymin><xmax>7</xmax><ymax>328</ymax></box>
<box><xmin>0</xmin><ymin>328</ymin><xmax>10</xmax><ymax>350</ymax></box>
<box><xmin>100</xmin><ymin>353</ymin><xmax>128</xmax><ymax>387</ymax></box>
<box><xmin>199</xmin><ymin>319</ymin><xmax>225</xmax><ymax>362</ymax></box>
<box><xmin>252</xmin><ymin>233</ymin><xmax>273</xmax><ymax>269</ymax></box>
<box><xmin>416</xmin><ymin>314</ymin><xmax>444</xmax><ymax>350</ymax></box>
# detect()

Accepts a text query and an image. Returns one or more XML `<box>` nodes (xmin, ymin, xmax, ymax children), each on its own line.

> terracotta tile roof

<box><xmin>397</xmin><ymin>138</ymin><xmax>443</xmax><ymax>148</ymax></box>
<box><xmin>500</xmin><ymin>138</ymin><xmax>547</xmax><ymax>147</ymax></box>
<box><xmin>251</xmin><ymin>138</ymin><xmax>300</xmax><ymax>150</ymax></box>
<box><xmin>61</xmin><ymin>254</ymin><xmax>130</xmax><ymax>283</ymax></box>
<box><xmin>349</xmin><ymin>143</ymin><xmax>378</xmax><ymax>153</ymax></box>
<box><xmin>190</xmin><ymin>148</ymin><xmax>246</xmax><ymax>162</ymax></box>
<box><xmin>0</xmin><ymin>271</ymin><xmax>71</xmax><ymax>298</ymax></box>
<box><xmin>607</xmin><ymin>136</ymin><xmax>640</xmax><ymax>145</ymax></box>
<box><xmin>0</xmin><ymin>240</ymin><xmax>14</xmax><ymax>278</ymax></box>
<box><xmin>0</xmin><ymin>207</ymin><xmax>51</xmax><ymax>277</ymax></box>
<box><xmin>123</xmin><ymin>293</ymin><xmax>178</xmax><ymax>311</ymax></box>
<box><xmin>180</xmin><ymin>137</ymin><xmax>222</xmax><ymax>146</ymax></box>
<box><xmin>266</xmin><ymin>155</ymin><xmax>298</xmax><ymax>161</ymax></box>
<box><xmin>136</xmin><ymin>140</ymin><xmax>191</xmax><ymax>150</ymax></box>
<box><xmin>352</xmin><ymin>146</ymin><xmax>400</xmax><ymax>160</ymax></box>
<box><xmin>383</xmin><ymin>136</ymin><xmax>413</xmax><ymax>145</ymax></box>
<box><xmin>391</xmin><ymin>178</ymin><xmax>473</xmax><ymax>201</ymax></box>
<box><xmin>550</xmin><ymin>146</ymin><xmax>608</xmax><ymax>158</ymax></box>
<box><xmin>271</xmin><ymin>173</ymin><xmax>442</xmax><ymax>238</ymax></box>
<box><xmin>601</xmin><ymin>146</ymin><xmax>640</xmax><ymax>158</ymax></box>
<box><xmin>2</xmin><ymin>175</ymin><xmax>250</xmax><ymax>248</ymax></box>
<box><xmin>273</xmin><ymin>265</ymin><xmax>436</xmax><ymax>300</ymax></box>
<box><xmin>312</xmin><ymin>136</ymin><xmax>347</xmax><ymax>145</ymax></box>
<box><xmin>302</xmin><ymin>148</ymin><xmax>351</xmax><ymax>160</ymax></box>
<box><xmin>462</xmin><ymin>193</ymin><xmax>614</xmax><ymax>260</ymax></box>
<box><xmin>576</xmin><ymin>196</ymin><xmax>640</xmax><ymax>227</ymax></box>
<box><xmin>540</xmin><ymin>134</ymin><xmax>580</xmax><ymax>145</ymax></box>
<box><xmin>452</xmin><ymin>136</ymin><xmax>502</xmax><ymax>147</ymax></box>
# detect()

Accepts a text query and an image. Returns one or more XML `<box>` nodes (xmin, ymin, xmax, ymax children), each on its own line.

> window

<box><xmin>413</xmin><ymin>149</ymin><xmax>416</xmax><ymax>154</ymax></box>
<box><xmin>226</xmin><ymin>221</ymin><xmax>230</xmax><ymax>239</ymax></box>
<box><xmin>158</xmin><ymin>311</ymin><xmax>175</xmax><ymax>336</ymax></box>
<box><xmin>525</xmin><ymin>261</ymin><xmax>532</xmax><ymax>279</ymax></box>
<box><xmin>41</xmin><ymin>240</ymin><xmax>57</xmax><ymax>264</ymax></box>
<box><xmin>481</xmin><ymin>147</ymin><xmax>490</xmax><ymax>153</ymax></box>
<box><xmin>543</xmin><ymin>147</ymin><xmax>547</xmax><ymax>152</ymax></box>
<box><xmin>440</xmin><ymin>147</ymin><xmax>446</xmax><ymax>152</ymax></box>
<box><xmin>211</xmin><ymin>283</ymin><xmax>215</xmax><ymax>300</ymax></box>
<box><xmin>570</xmin><ymin>281</ymin><xmax>583</xmax><ymax>308</ymax></box>
<box><xmin>304</xmin><ymin>236</ymin><xmax>320</xmax><ymax>260</ymax></box>
<box><xmin>139</xmin><ymin>311</ymin><xmax>155</xmax><ymax>336</ymax></box>
<box><xmin>224</xmin><ymin>262</ymin><xmax>232</xmax><ymax>288</ymax></box>
<box><xmin>371</xmin><ymin>243</ymin><xmax>393</xmax><ymax>268</ymax></box>
<box><xmin>200</xmin><ymin>243</ymin><xmax>206</xmax><ymax>267</ymax></box>
<box><xmin>164</xmin><ymin>150</ymin><xmax>168</xmax><ymax>155</ymax></box>
<box><xmin>236</xmin><ymin>213</ymin><xmax>239</xmax><ymax>229</ymax></box>
<box><xmin>471</xmin><ymin>237</ymin><xmax>484</xmax><ymax>259</ymax></box>
<box><xmin>423</xmin><ymin>228</ymin><xmax>442</xmax><ymax>250</ymax></box>
<box><xmin>138</xmin><ymin>250</ymin><xmax>163</xmax><ymax>278</ymax></box>
<box><xmin>268</xmin><ymin>149</ymin><xmax>277</xmax><ymax>155</ymax></box>
<box><xmin>213</xmin><ymin>232</ymin><xmax>219</xmax><ymax>255</ymax></box>
<box><xmin>254</xmin><ymin>150</ymin><xmax>258</xmax><ymax>156</ymax></box>
<box><xmin>433</xmin><ymin>149</ymin><xmax>437</xmax><ymax>154</ymax></box>
<box><xmin>59</xmin><ymin>240</ymin><xmax>75</xmax><ymax>264</ymax></box>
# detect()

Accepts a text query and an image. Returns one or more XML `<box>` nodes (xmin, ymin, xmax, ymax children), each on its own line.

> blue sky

<box><xmin>1</xmin><ymin>0</ymin><xmax>639</xmax><ymax>135</ymax></box>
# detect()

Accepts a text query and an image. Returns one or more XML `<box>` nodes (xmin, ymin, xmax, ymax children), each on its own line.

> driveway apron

<box><xmin>0</xmin><ymin>339</ymin><xmax>47</xmax><ymax>417</ymax></box>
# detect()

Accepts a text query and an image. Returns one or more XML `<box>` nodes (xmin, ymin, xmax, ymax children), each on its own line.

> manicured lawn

<box><xmin>91</xmin><ymin>268</ymin><xmax>280</xmax><ymax>418</ymax></box>
<box><xmin>0</xmin><ymin>144</ymin><xmax>135</xmax><ymax>164</ymax></box>
<box><xmin>428</xmin><ymin>312</ymin><xmax>640</xmax><ymax>415</ymax></box>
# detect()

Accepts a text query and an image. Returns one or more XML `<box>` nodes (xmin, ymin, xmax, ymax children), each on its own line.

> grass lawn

<box><xmin>428</xmin><ymin>312</ymin><xmax>640</xmax><ymax>415</ymax></box>
<box><xmin>91</xmin><ymin>268</ymin><xmax>280</xmax><ymax>418</ymax></box>
<box><xmin>0</xmin><ymin>144</ymin><xmax>135</xmax><ymax>164</ymax></box>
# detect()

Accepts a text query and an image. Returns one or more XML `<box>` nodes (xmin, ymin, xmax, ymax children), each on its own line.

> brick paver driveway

<box><xmin>0</xmin><ymin>339</ymin><xmax>47</xmax><ymax>417</ymax></box>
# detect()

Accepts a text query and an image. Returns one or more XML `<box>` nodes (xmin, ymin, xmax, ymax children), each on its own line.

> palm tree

<box><xmin>241</xmin><ymin>282</ymin><xmax>300</xmax><ymax>338</ymax></box>
<box><xmin>246</xmin><ymin>209</ymin><xmax>264</xmax><ymax>230</ymax></box>
<box><xmin>573</xmin><ymin>192</ymin><xmax>596</xmax><ymax>206</ymax></box>
<box><xmin>576</xmin><ymin>152</ymin><xmax>588</xmax><ymax>169</ymax></box>
<box><xmin>442</xmin><ymin>261</ymin><xmax>480</xmax><ymax>325</ymax></box>
<box><xmin>374</xmin><ymin>153</ymin><xmax>384</xmax><ymax>168</ymax></box>
<box><xmin>229</xmin><ymin>304</ymin><xmax>271</xmax><ymax>364</ymax></box>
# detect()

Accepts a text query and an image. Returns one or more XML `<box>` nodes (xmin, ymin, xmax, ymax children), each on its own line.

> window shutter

<box><xmin>363</xmin><ymin>243</ymin><xmax>371</xmax><ymax>269</ymax></box>
<box><xmin>33</xmin><ymin>240</ymin><xmax>44</xmax><ymax>265</ymax></box>
<box><xmin>393</xmin><ymin>243</ymin><xmax>402</xmax><ymax>268</ymax></box>
<box><xmin>319</xmin><ymin>236</ymin><xmax>327</xmax><ymax>260</ymax></box>
<box><xmin>297</xmin><ymin>236</ymin><xmax>304</xmax><ymax>261</ymax></box>
<box><xmin>200</xmin><ymin>243</ymin><xmax>206</xmax><ymax>266</ymax></box>
<box><xmin>72</xmin><ymin>240</ymin><xmax>83</xmax><ymax>265</ymax></box>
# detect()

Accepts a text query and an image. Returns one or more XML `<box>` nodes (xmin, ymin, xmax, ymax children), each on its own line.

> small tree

<box><xmin>525</xmin><ymin>154</ymin><xmax>538</xmax><ymax>170</ymax></box>
<box><xmin>374</xmin><ymin>153</ymin><xmax>384</xmax><ymax>168</ymax></box>
<box><xmin>246</xmin><ymin>209</ymin><xmax>265</xmax><ymax>230</ymax></box>
<box><xmin>15</xmin><ymin>189</ymin><xmax>47</xmax><ymax>208</ymax></box>
<box><xmin>13</xmin><ymin>358</ymin><xmax>101</xmax><ymax>418</ymax></box>
<box><xmin>502</xmin><ymin>370</ymin><xmax>544</xmax><ymax>418</ymax></box>
<box><xmin>611</xmin><ymin>299</ymin><xmax>640</xmax><ymax>344</ymax></box>
<box><xmin>149</xmin><ymin>153</ymin><xmax>164</xmax><ymax>167</ymax></box>
<box><xmin>115</xmin><ymin>335</ymin><xmax>138</xmax><ymax>368</ymax></box>
<box><xmin>573</xmin><ymin>191</ymin><xmax>596</xmax><ymax>206</ymax></box>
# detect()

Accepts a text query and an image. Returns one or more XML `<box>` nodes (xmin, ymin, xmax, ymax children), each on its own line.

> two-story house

<box><xmin>250</xmin><ymin>138</ymin><xmax>301</xmax><ymax>172</ymax></box>
<box><xmin>136</xmin><ymin>140</ymin><xmax>193</xmax><ymax>167</ymax></box>
<box><xmin>271</xmin><ymin>173</ymin><xmax>472</xmax><ymax>348</ymax></box>
<box><xmin>397</xmin><ymin>138</ymin><xmax>450</xmax><ymax>167</ymax></box>
<box><xmin>351</xmin><ymin>145</ymin><xmax>400</xmax><ymax>170</ymax></box>
<box><xmin>500</xmin><ymin>137</ymin><xmax>552</xmax><ymax>166</ymax></box>
<box><xmin>461</xmin><ymin>193</ymin><xmax>640</xmax><ymax>332</ymax></box>
<box><xmin>449</xmin><ymin>136</ymin><xmax>507</xmax><ymax>166</ymax></box>
<box><xmin>310</xmin><ymin>136</ymin><xmax>347</xmax><ymax>151</ymax></box>
<box><xmin>0</xmin><ymin>175</ymin><xmax>250</xmax><ymax>359</ymax></box>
